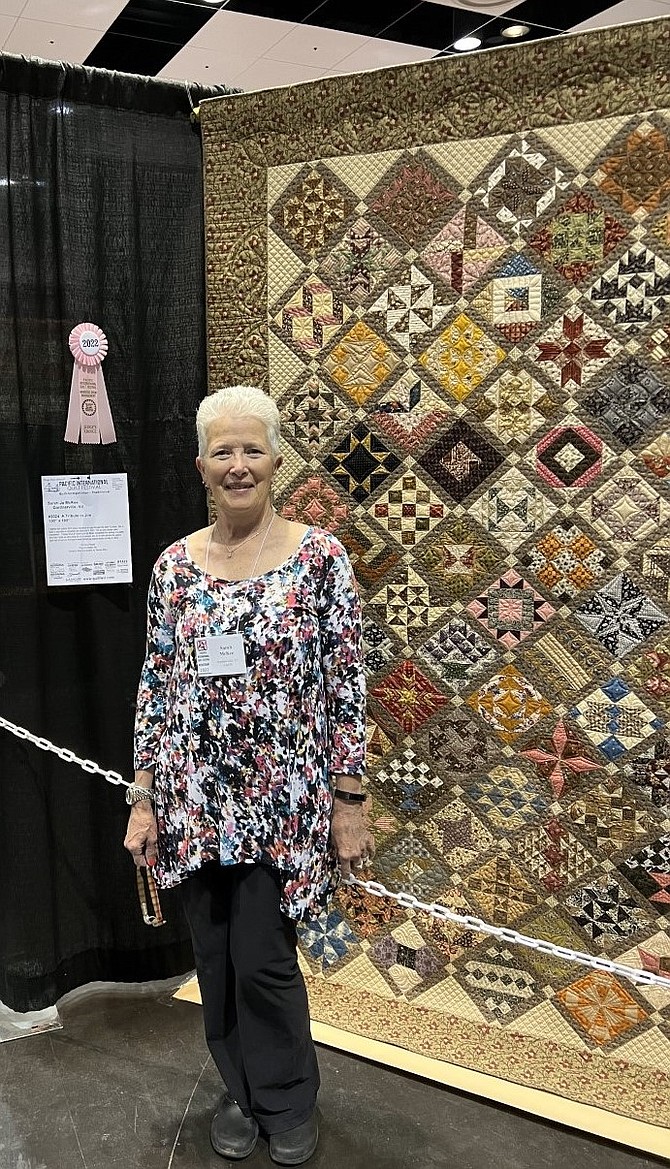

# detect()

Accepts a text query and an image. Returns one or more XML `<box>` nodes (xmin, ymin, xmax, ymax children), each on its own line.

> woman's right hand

<box><xmin>124</xmin><ymin>803</ymin><xmax>158</xmax><ymax>869</ymax></box>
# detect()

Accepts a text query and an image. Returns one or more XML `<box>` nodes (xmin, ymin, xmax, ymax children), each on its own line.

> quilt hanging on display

<box><xmin>201</xmin><ymin>18</ymin><xmax>670</xmax><ymax>1127</ymax></box>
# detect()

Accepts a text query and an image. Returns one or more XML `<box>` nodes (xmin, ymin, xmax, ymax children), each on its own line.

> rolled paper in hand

<box><xmin>64</xmin><ymin>322</ymin><xmax>117</xmax><ymax>444</ymax></box>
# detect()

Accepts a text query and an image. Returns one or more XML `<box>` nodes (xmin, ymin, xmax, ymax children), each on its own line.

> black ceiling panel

<box><xmin>506</xmin><ymin>0</ymin><xmax>622</xmax><ymax>30</ymax></box>
<box><xmin>223</xmin><ymin>0</ymin><xmax>326</xmax><ymax>20</ymax></box>
<box><xmin>306</xmin><ymin>0</ymin><xmax>421</xmax><ymax>38</ymax></box>
<box><xmin>440</xmin><ymin>16</ymin><xmax>565</xmax><ymax>54</ymax></box>
<box><xmin>381</xmin><ymin>1</ymin><xmax>488</xmax><ymax>51</ymax></box>
<box><xmin>104</xmin><ymin>0</ymin><xmax>214</xmax><ymax>45</ymax></box>
<box><xmin>85</xmin><ymin>31</ymin><xmax>188</xmax><ymax>73</ymax></box>
<box><xmin>84</xmin><ymin>0</ymin><xmax>216</xmax><ymax>71</ymax></box>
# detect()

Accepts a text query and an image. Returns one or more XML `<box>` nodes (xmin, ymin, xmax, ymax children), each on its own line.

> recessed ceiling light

<box><xmin>453</xmin><ymin>36</ymin><xmax>482</xmax><ymax>52</ymax></box>
<box><xmin>502</xmin><ymin>24</ymin><xmax>531</xmax><ymax>38</ymax></box>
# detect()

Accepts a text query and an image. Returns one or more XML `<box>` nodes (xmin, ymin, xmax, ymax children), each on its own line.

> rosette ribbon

<box><xmin>64</xmin><ymin>323</ymin><xmax>117</xmax><ymax>444</ymax></box>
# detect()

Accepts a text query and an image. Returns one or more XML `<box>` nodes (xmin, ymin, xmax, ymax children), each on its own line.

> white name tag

<box><xmin>195</xmin><ymin>634</ymin><xmax>247</xmax><ymax>676</ymax></box>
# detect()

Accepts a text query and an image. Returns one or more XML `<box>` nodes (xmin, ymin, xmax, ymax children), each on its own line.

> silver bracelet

<box><xmin>125</xmin><ymin>783</ymin><xmax>155</xmax><ymax>806</ymax></box>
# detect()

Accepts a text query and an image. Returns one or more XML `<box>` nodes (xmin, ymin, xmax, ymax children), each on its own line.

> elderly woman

<box><xmin>124</xmin><ymin>385</ymin><xmax>372</xmax><ymax>1165</ymax></box>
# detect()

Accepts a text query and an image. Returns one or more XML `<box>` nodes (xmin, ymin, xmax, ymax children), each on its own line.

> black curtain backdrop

<box><xmin>0</xmin><ymin>54</ymin><xmax>235</xmax><ymax>1011</ymax></box>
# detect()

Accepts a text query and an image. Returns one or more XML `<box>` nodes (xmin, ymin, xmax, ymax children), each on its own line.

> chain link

<box><xmin>3</xmin><ymin>713</ymin><xmax>669</xmax><ymax>989</ymax></box>
<box><xmin>346</xmin><ymin>875</ymin><xmax>670</xmax><ymax>990</ymax></box>
<box><xmin>0</xmin><ymin>715</ymin><xmax>129</xmax><ymax>787</ymax></box>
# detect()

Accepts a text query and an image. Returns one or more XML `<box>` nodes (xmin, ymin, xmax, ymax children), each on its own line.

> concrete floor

<box><xmin>0</xmin><ymin>983</ymin><xmax>667</xmax><ymax>1169</ymax></box>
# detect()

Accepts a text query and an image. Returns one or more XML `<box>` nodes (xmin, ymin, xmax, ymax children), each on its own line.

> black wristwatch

<box><xmin>333</xmin><ymin>789</ymin><xmax>366</xmax><ymax>804</ymax></box>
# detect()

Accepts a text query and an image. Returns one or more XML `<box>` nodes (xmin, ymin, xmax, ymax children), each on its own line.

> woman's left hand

<box><xmin>331</xmin><ymin>803</ymin><xmax>376</xmax><ymax>879</ymax></box>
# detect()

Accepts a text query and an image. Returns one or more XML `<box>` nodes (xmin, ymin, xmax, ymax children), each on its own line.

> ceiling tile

<box><xmin>0</xmin><ymin>0</ymin><xmax>25</xmax><ymax>16</ymax></box>
<box><xmin>4</xmin><ymin>16</ymin><xmax>103</xmax><ymax>58</ymax></box>
<box><xmin>233</xmin><ymin>54</ymin><xmax>331</xmax><ymax>88</ymax></box>
<box><xmin>333</xmin><ymin>36</ymin><xmax>436</xmax><ymax>73</ymax></box>
<box><xmin>19</xmin><ymin>0</ymin><xmax>129</xmax><ymax>31</ymax></box>
<box><xmin>263</xmin><ymin>22</ymin><xmax>372</xmax><ymax>66</ymax></box>
<box><xmin>158</xmin><ymin>43</ymin><xmax>243</xmax><ymax>83</ymax></box>
<box><xmin>571</xmin><ymin>0</ymin><xmax>670</xmax><ymax>29</ymax></box>
<box><xmin>188</xmin><ymin>9</ymin><xmax>297</xmax><ymax>54</ymax></box>
<box><xmin>0</xmin><ymin>11</ymin><xmax>16</xmax><ymax>40</ymax></box>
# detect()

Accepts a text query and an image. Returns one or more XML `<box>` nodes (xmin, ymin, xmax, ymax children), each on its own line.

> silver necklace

<box><xmin>207</xmin><ymin>508</ymin><xmax>275</xmax><ymax>563</ymax></box>
<box><xmin>205</xmin><ymin>511</ymin><xmax>276</xmax><ymax>638</ymax></box>
<box><xmin>204</xmin><ymin>509</ymin><xmax>275</xmax><ymax>578</ymax></box>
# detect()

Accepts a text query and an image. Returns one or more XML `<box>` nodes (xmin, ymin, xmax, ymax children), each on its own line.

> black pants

<box><xmin>180</xmin><ymin>862</ymin><xmax>320</xmax><ymax>1135</ymax></box>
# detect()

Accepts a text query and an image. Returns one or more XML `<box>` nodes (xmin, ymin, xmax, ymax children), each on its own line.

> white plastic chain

<box><xmin>345</xmin><ymin>876</ymin><xmax>669</xmax><ymax>989</ymax></box>
<box><xmin>3</xmin><ymin>713</ymin><xmax>669</xmax><ymax>989</ymax></box>
<box><xmin>0</xmin><ymin>714</ymin><xmax>129</xmax><ymax>788</ymax></box>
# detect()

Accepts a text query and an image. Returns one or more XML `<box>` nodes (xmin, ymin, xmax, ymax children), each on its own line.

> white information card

<box><xmin>41</xmin><ymin>473</ymin><xmax>132</xmax><ymax>586</ymax></box>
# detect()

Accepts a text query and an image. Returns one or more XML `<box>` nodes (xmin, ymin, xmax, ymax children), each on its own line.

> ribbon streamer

<box><xmin>64</xmin><ymin>322</ymin><xmax>117</xmax><ymax>445</ymax></box>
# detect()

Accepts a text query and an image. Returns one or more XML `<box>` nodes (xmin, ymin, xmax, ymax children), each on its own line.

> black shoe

<box><xmin>210</xmin><ymin>1095</ymin><xmax>259</xmax><ymax>1160</ymax></box>
<box><xmin>269</xmin><ymin>1112</ymin><xmax>319</xmax><ymax>1165</ymax></box>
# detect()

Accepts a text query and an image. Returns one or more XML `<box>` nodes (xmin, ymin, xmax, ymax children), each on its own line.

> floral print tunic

<box><xmin>133</xmin><ymin>526</ymin><xmax>366</xmax><ymax>920</ymax></box>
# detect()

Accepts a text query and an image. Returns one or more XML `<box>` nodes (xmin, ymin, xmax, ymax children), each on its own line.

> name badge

<box><xmin>195</xmin><ymin>634</ymin><xmax>247</xmax><ymax>676</ymax></box>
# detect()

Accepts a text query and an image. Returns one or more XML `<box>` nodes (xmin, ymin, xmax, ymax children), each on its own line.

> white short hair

<box><xmin>196</xmin><ymin>385</ymin><xmax>281</xmax><ymax>458</ymax></box>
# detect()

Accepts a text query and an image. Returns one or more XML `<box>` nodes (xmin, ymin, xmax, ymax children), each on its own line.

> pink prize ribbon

<box><xmin>64</xmin><ymin>323</ymin><xmax>117</xmax><ymax>444</ymax></box>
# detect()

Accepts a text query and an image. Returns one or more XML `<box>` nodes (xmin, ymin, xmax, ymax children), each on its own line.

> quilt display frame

<box><xmin>201</xmin><ymin>18</ymin><xmax>670</xmax><ymax>1133</ymax></box>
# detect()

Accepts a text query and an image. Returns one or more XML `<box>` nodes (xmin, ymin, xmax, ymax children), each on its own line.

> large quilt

<box><xmin>201</xmin><ymin>18</ymin><xmax>670</xmax><ymax>1128</ymax></box>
